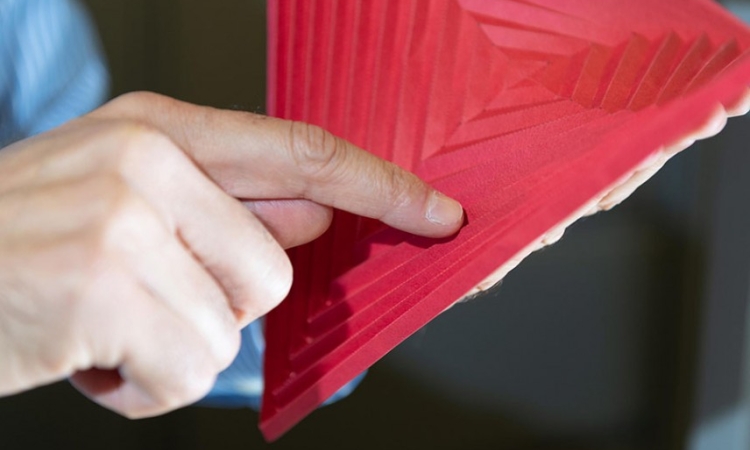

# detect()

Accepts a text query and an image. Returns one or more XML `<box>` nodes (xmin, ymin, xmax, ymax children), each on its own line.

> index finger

<box><xmin>93</xmin><ymin>92</ymin><xmax>464</xmax><ymax>238</ymax></box>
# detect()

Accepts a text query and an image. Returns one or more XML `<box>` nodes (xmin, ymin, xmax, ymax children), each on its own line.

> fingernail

<box><xmin>426</xmin><ymin>191</ymin><xmax>464</xmax><ymax>226</ymax></box>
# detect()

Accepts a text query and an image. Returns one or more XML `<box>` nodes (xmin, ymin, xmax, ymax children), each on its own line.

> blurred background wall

<box><xmin>2</xmin><ymin>1</ymin><xmax>750</xmax><ymax>449</ymax></box>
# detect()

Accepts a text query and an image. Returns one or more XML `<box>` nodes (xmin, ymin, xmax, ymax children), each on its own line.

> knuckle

<box><xmin>286</xmin><ymin>121</ymin><xmax>343</xmax><ymax>177</ymax></box>
<box><xmin>90</xmin><ymin>180</ymin><xmax>166</xmax><ymax>257</ymax></box>
<box><xmin>105</xmin><ymin>91</ymin><xmax>170</xmax><ymax>113</ymax></box>
<box><xmin>167</xmin><ymin>363</ymin><xmax>217</xmax><ymax>407</ymax></box>
<box><xmin>268</xmin><ymin>254</ymin><xmax>294</xmax><ymax>308</ymax></box>
<box><xmin>147</xmin><ymin>379</ymin><xmax>212</xmax><ymax>413</ymax></box>
<box><xmin>109</xmin><ymin>121</ymin><xmax>180</xmax><ymax>172</ymax></box>
<box><xmin>268</xmin><ymin>253</ymin><xmax>293</xmax><ymax>306</ymax></box>
<box><xmin>37</xmin><ymin>344</ymin><xmax>78</xmax><ymax>378</ymax></box>
<box><xmin>253</xmin><ymin>254</ymin><xmax>293</xmax><ymax>318</ymax></box>
<box><xmin>75</xmin><ymin>233</ymin><xmax>141</xmax><ymax>308</ymax></box>
<box><xmin>122</xmin><ymin>409</ymin><xmax>143</xmax><ymax>420</ymax></box>
<box><xmin>214</xmin><ymin>331</ymin><xmax>241</xmax><ymax>370</ymax></box>
<box><xmin>140</xmin><ymin>351</ymin><xmax>219</xmax><ymax>412</ymax></box>
<box><xmin>75</xmin><ymin>177</ymin><xmax>131</xmax><ymax>264</ymax></box>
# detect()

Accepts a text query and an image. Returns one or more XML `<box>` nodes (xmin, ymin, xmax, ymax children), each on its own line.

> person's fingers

<box><xmin>117</xmin><ymin>201</ymin><xmax>242</xmax><ymax>367</ymax></box>
<box><xmin>4</xmin><ymin>119</ymin><xmax>294</xmax><ymax>324</ymax></box>
<box><xmin>69</xmin><ymin>194</ymin><xmax>240</xmax><ymax>418</ymax></box>
<box><xmin>91</xmin><ymin>92</ymin><xmax>464</xmax><ymax>238</ymax></box>
<box><xmin>242</xmin><ymin>199</ymin><xmax>333</xmax><ymax>249</ymax></box>
<box><xmin>69</xmin><ymin>282</ymin><xmax>222</xmax><ymax>418</ymax></box>
<box><xmin>0</xmin><ymin>111</ymin><xmax>303</xmax><ymax>416</ymax></box>
<box><xmin>101</xmin><ymin>126</ymin><xmax>293</xmax><ymax>325</ymax></box>
<box><xmin>5</xmin><ymin>118</ymin><xmax>296</xmax><ymax>324</ymax></box>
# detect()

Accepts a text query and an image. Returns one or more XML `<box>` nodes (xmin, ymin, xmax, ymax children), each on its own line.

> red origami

<box><xmin>261</xmin><ymin>0</ymin><xmax>750</xmax><ymax>440</ymax></box>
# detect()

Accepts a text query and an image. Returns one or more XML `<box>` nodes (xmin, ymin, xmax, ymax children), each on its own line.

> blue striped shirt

<box><xmin>0</xmin><ymin>0</ymin><xmax>106</xmax><ymax>146</ymax></box>
<box><xmin>0</xmin><ymin>0</ymin><xmax>361</xmax><ymax>410</ymax></box>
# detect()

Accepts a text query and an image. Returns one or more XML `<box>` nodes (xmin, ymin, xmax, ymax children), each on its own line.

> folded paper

<box><xmin>261</xmin><ymin>0</ymin><xmax>750</xmax><ymax>440</ymax></box>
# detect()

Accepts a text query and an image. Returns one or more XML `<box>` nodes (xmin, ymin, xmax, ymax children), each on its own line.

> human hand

<box><xmin>0</xmin><ymin>92</ymin><xmax>463</xmax><ymax>419</ymax></box>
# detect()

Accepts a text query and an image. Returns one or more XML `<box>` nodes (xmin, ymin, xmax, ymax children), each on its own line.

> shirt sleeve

<box><xmin>201</xmin><ymin>320</ymin><xmax>366</xmax><ymax>409</ymax></box>
<box><xmin>0</xmin><ymin>0</ymin><xmax>109</xmax><ymax>147</ymax></box>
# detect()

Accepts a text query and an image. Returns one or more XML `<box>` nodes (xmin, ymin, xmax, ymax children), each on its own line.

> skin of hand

<box><xmin>0</xmin><ymin>91</ymin><xmax>463</xmax><ymax>419</ymax></box>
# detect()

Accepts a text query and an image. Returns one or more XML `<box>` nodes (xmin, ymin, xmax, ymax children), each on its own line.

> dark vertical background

<box><xmin>2</xmin><ymin>1</ymin><xmax>750</xmax><ymax>449</ymax></box>
<box><xmin>83</xmin><ymin>0</ymin><xmax>268</xmax><ymax>111</ymax></box>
